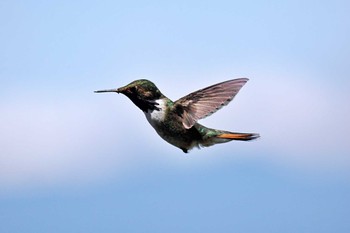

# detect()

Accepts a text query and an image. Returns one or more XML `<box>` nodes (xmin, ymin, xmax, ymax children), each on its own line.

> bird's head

<box><xmin>95</xmin><ymin>79</ymin><xmax>164</xmax><ymax>112</ymax></box>
<box><xmin>116</xmin><ymin>79</ymin><xmax>162</xmax><ymax>100</ymax></box>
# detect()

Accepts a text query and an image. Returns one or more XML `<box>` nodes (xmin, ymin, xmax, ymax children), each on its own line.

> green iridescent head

<box><xmin>115</xmin><ymin>79</ymin><xmax>163</xmax><ymax>100</ymax></box>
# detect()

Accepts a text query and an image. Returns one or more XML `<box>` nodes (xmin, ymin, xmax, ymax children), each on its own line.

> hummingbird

<box><xmin>95</xmin><ymin>78</ymin><xmax>259</xmax><ymax>153</ymax></box>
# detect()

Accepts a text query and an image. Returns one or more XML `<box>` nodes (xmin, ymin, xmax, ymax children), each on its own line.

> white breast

<box><xmin>145</xmin><ymin>99</ymin><xmax>167</xmax><ymax>127</ymax></box>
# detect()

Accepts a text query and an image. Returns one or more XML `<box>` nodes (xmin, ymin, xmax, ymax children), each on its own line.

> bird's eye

<box><xmin>130</xmin><ymin>86</ymin><xmax>137</xmax><ymax>92</ymax></box>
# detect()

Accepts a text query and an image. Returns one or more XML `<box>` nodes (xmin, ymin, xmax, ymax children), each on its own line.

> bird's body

<box><xmin>144</xmin><ymin>97</ymin><xmax>202</xmax><ymax>152</ymax></box>
<box><xmin>95</xmin><ymin>78</ymin><xmax>259</xmax><ymax>153</ymax></box>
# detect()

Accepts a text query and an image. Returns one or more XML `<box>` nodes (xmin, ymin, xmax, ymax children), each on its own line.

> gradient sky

<box><xmin>1</xmin><ymin>0</ymin><xmax>350</xmax><ymax>232</ymax></box>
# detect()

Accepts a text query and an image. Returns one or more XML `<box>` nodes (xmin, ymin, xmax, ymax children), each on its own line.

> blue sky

<box><xmin>1</xmin><ymin>0</ymin><xmax>350</xmax><ymax>232</ymax></box>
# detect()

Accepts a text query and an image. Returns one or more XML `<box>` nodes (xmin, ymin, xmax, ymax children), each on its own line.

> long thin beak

<box><xmin>94</xmin><ymin>88</ymin><xmax>120</xmax><ymax>93</ymax></box>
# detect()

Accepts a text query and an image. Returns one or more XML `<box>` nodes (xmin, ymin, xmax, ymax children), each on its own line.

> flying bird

<box><xmin>95</xmin><ymin>78</ymin><xmax>259</xmax><ymax>153</ymax></box>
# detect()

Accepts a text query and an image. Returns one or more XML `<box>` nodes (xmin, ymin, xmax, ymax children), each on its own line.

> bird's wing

<box><xmin>173</xmin><ymin>78</ymin><xmax>249</xmax><ymax>129</ymax></box>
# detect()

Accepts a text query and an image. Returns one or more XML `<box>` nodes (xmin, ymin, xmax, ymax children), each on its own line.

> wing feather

<box><xmin>174</xmin><ymin>78</ymin><xmax>249</xmax><ymax>129</ymax></box>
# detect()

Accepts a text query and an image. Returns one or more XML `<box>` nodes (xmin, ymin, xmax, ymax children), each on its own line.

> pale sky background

<box><xmin>1</xmin><ymin>0</ymin><xmax>350</xmax><ymax>232</ymax></box>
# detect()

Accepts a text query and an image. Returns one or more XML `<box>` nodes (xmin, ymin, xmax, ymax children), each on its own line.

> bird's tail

<box><xmin>216</xmin><ymin>132</ymin><xmax>260</xmax><ymax>141</ymax></box>
<box><xmin>196</xmin><ymin>124</ymin><xmax>260</xmax><ymax>148</ymax></box>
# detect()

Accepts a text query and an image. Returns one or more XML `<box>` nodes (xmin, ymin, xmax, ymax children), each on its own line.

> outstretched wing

<box><xmin>174</xmin><ymin>78</ymin><xmax>249</xmax><ymax>129</ymax></box>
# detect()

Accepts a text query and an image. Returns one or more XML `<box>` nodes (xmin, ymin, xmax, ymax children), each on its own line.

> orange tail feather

<box><xmin>217</xmin><ymin>132</ymin><xmax>259</xmax><ymax>141</ymax></box>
